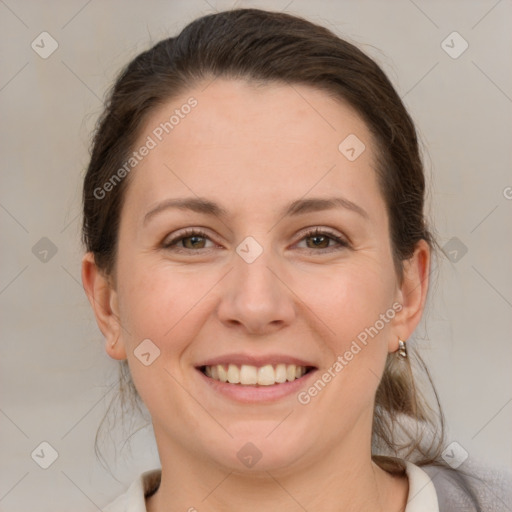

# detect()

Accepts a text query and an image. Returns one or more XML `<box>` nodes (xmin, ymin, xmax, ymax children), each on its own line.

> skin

<box><xmin>82</xmin><ymin>78</ymin><xmax>429</xmax><ymax>511</ymax></box>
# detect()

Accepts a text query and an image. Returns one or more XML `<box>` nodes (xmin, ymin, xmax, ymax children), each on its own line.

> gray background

<box><xmin>0</xmin><ymin>0</ymin><xmax>511</xmax><ymax>510</ymax></box>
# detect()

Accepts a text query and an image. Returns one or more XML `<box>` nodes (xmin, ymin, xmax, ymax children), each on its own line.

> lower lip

<box><xmin>196</xmin><ymin>368</ymin><xmax>318</xmax><ymax>403</ymax></box>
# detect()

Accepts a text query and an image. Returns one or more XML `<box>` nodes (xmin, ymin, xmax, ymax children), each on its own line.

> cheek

<box><xmin>117</xmin><ymin>255</ymin><xmax>198</xmax><ymax>340</ymax></box>
<box><xmin>302</xmin><ymin>259</ymin><xmax>397</xmax><ymax>343</ymax></box>
<box><xmin>303</xmin><ymin>260</ymin><xmax>396</xmax><ymax>400</ymax></box>
<box><xmin>116</xmin><ymin>257</ymin><xmax>221</xmax><ymax>387</ymax></box>
<box><xmin>116</xmin><ymin>263</ymin><xmax>205</xmax><ymax>414</ymax></box>
<box><xmin>117</xmin><ymin>246</ymin><xmax>397</xmax><ymax>358</ymax></box>
<box><xmin>116</xmin><ymin>237</ymin><xmax>397</xmax><ymax>411</ymax></box>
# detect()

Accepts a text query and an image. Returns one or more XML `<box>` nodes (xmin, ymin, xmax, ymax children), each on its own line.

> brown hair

<box><xmin>83</xmin><ymin>8</ymin><xmax>481</xmax><ymax>497</ymax></box>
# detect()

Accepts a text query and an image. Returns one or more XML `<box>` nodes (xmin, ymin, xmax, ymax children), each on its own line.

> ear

<box><xmin>389</xmin><ymin>239</ymin><xmax>430</xmax><ymax>352</ymax></box>
<box><xmin>81</xmin><ymin>252</ymin><xmax>126</xmax><ymax>360</ymax></box>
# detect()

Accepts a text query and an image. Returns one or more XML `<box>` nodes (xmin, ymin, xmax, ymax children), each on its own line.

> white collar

<box><xmin>404</xmin><ymin>461</ymin><xmax>439</xmax><ymax>511</ymax></box>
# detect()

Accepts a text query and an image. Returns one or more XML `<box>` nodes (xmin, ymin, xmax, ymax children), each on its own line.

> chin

<box><xmin>205</xmin><ymin>428</ymin><xmax>310</xmax><ymax>474</ymax></box>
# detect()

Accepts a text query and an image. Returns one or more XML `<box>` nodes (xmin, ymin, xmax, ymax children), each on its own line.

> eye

<box><xmin>296</xmin><ymin>228</ymin><xmax>349</xmax><ymax>252</ymax></box>
<box><xmin>162</xmin><ymin>227</ymin><xmax>349</xmax><ymax>254</ymax></box>
<box><xmin>162</xmin><ymin>228</ymin><xmax>216</xmax><ymax>252</ymax></box>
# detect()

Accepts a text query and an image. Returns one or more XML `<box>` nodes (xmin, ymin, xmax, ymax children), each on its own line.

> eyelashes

<box><xmin>161</xmin><ymin>227</ymin><xmax>350</xmax><ymax>254</ymax></box>
<box><xmin>162</xmin><ymin>228</ymin><xmax>212</xmax><ymax>252</ymax></box>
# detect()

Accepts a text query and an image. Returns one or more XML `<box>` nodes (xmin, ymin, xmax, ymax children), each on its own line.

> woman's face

<box><xmin>90</xmin><ymin>79</ymin><xmax>425</xmax><ymax>472</ymax></box>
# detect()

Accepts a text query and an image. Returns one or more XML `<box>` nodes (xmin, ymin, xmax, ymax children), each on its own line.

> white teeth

<box><xmin>257</xmin><ymin>364</ymin><xmax>275</xmax><ymax>386</ymax></box>
<box><xmin>203</xmin><ymin>363</ymin><xmax>310</xmax><ymax>385</ymax></box>
<box><xmin>275</xmin><ymin>364</ymin><xmax>287</xmax><ymax>383</ymax></box>
<box><xmin>240</xmin><ymin>364</ymin><xmax>258</xmax><ymax>385</ymax></box>
<box><xmin>227</xmin><ymin>364</ymin><xmax>240</xmax><ymax>384</ymax></box>
<box><xmin>217</xmin><ymin>365</ymin><xmax>228</xmax><ymax>383</ymax></box>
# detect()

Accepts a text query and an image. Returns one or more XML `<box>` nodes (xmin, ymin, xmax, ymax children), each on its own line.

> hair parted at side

<box><xmin>82</xmin><ymin>8</ymin><xmax>481</xmax><ymax>498</ymax></box>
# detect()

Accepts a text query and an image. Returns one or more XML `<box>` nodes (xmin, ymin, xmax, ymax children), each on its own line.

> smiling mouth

<box><xmin>198</xmin><ymin>363</ymin><xmax>316</xmax><ymax>386</ymax></box>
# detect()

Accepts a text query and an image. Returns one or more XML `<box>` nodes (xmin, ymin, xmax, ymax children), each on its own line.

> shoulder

<box><xmin>102</xmin><ymin>469</ymin><xmax>161</xmax><ymax>512</ymax></box>
<box><xmin>419</xmin><ymin>459</ymin><xmax>512</xmax><ymax>512</ymax></box>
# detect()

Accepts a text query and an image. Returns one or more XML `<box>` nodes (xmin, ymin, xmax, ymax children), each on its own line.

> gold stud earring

<box><xmin>397</xmin><ymin>337</ymin><xmax>407</xmax><ymax>358</ymax></box>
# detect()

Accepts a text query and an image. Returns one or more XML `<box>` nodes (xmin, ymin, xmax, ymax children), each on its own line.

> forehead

<box><xmin>146</xmin><ymin>78</ymin><xmax>371</xmax><ymax>152</ymax></box>
<box><xmin>122</xmin><ymin>78</ymin><xmax>384</xmax><ymax>221</ymax></box>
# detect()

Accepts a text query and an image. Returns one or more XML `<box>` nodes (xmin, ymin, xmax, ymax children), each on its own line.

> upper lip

<box><xmin>196</xmin><ymin>353</ymin><xmax>317</xmax><ymax>368</ymax></box>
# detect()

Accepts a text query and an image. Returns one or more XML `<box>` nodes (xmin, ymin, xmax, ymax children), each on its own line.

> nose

<box><xmin>216</xmin><ymin>247</ymin><xmax>296</xmax><ymax>335</ymax></box>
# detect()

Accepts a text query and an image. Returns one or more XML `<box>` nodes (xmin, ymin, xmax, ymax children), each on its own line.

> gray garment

<box><xmin>422</xmin><ymin>460</ymin><xmax>512</xmax><ymax>512</ymax></box>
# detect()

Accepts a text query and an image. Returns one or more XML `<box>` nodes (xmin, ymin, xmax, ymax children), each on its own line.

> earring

<box><xmin>397</xmin><ymin>337</ymin><xmax>407</xmax><ymax>358</ymax></box>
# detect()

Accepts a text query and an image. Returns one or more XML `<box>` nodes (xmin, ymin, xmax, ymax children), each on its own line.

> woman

<box><xmin>81</xmin><ymin>8</ymin><xmax>509</xmax><ymax>511</ymax></box>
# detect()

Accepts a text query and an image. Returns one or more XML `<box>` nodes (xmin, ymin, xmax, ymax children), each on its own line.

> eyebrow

<box><xmin>143</xmin><ymin>195</ymin><xmax>368</xmax><ymax>226</ymax></box>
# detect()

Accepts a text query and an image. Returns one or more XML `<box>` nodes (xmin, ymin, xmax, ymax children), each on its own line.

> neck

<box><xmin>146</xmin><ymin>428</ymin><xmax>408</xmax><ymax>512</ymax></box>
